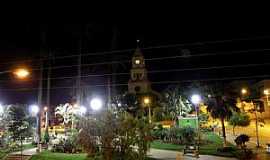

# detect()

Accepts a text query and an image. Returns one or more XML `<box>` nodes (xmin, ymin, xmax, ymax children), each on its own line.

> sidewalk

<box><xmin>148</xmin><ymin>149</ymin><xmax>237</xmax><ymax>160</ymax></box>
<box><xmin>10</xmin><ymin>147</ymin><xmax>37</xmax><ymax>156</ymax></box>
<box><xmin>220</xmin><ymin>130</ymin><xmax>270</xmax><ymax>160</ymax></box>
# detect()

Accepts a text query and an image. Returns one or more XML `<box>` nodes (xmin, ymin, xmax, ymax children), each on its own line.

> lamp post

<box><xmin>44</xmin><ymin>106</ymin><xmax>48</xmax><ymax>133</ymax></box>
<box><xmin>144</xmin><ymin>97</ymin><xmax>151</xmax><ymax>123</ymax></box>
<box><xmin>191</xmin><ymin>94</ymin><xmax>201</xmax><ymax>158</ymax></box>
<box><xmin>30</xmin><ymin>105</ymin><xmax>39</xmax><ymax>145</ymax></box>
<box><xmin>241</xmin><ymin>88</ymin><xmax>260</xmax><ymax>148</ymax></box>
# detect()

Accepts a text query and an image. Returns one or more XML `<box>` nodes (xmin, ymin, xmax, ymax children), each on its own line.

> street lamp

<box><xmin>241</xmin><ymin>88</ymin><xmax>261</xmax><ymax>148</ymax></box>
<box><xmin>30</xmin><ymin>105</ymin><xmax>39</xmax><ymax>116</ymax></box>
<box><xmin>43</xmin><ymin>106</ymin><xmax>49</xmax><ymax>134</ymax></box>
<box><xmin>29</xmin><ymin>104</ymin><xmax>40</xmax><ymax>149</ymax></box>
<box><xmin>90</xmin><ymin>98</ymin><xmax>103</xmax><ymax>111</ymax></box>
<box><xmin>191</xmin><ymin>94</ymin><xmax>201</xmax><ymax>158</ymax></box>
<box><xmin>13</xmin><ymin>68</ymin><xmax>30</xmax><ymax>79</ymax></box>
<box><xmin>241</xmin><ymin>88</ymin><xmax>247</xmax><ymax>95</ymax></box>
<box><xmin>143</xmin><ymin>97</ymin><xmax>151</xmax><ymax>123</ymax></box>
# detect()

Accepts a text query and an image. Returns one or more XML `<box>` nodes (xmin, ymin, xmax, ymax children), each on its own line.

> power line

<box><xmin>1</xmin><ymin>74</ymin><xmax>269</xmax><ymax>92</ymax></box>
<box><xmin>2</xmin><ymin>48</ymin><xmax>268</xmax><ymax>73</ymax></box>
<box><xmin>1</xmin><ymin>35</ymin><xmax>270</xmax><ymax>66</ymax></box>
<box><xmin>0</xmin><ymin>62</ymin><xmax>270</xmax><ymax>83</ymax></box>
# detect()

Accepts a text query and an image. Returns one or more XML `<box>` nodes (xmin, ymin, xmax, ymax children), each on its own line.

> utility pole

<box><xmin>45</xmin><ymin>52</ymin><xmax>51</xmax><ymax>134</ymax></box>
<box><xmin>107</xmin><ymin>77</ymin><xmax>111</xmax><ymax>109</ymax></box>
<box><xmin>37</xmin><ymin>60</ymin><xmax>43</xmax><ymax>152</ymax></box>
<box><xmin>253</xmin><ymin>101</ymin><xmax>260</xmax><ymax>148</ymax></box>
<box><xmin>77</xmin><ymin>53</ymin><xmax>81</xmax><ymax>106</ymax></box>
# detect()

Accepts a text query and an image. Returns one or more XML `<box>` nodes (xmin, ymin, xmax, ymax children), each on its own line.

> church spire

<box><xmin>134</xmin><ymin>39</ymin><xmax>143</xmax><ymax>57</ymax></box>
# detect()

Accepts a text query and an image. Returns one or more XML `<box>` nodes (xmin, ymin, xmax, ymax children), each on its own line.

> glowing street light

<box><xmin>264</xmin><ymin>89</ymin><xmax>269</xmax><ymax>95</ymax></box>
<box><xmin>191</xmin><ymin>94</ymin><xmax>201</xmax><ymax>105</ymax></box>
<box><xmin>241</xmin><ymin>88</ymin><xmax>247</xmax><ymax>95</ymax></box>
<box><xmin>30</xmin><ymin>104</ymin><xmax>39</xmax><ymax>116</ymax></box>
<box><xmin>90</xmin><ymin>98</ymin><xmax>103</xmax><ymax>111</ymax></box>
<box><xmin>13</xmin><ymin>68</ymin><xmax>30</xmax><ymax>79</ymax></box>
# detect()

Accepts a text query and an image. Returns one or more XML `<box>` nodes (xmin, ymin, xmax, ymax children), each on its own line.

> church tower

<box><xmin>128</xmin><ymin>47</ymin><xmax>151</xmax><ymax>94</ymax></box>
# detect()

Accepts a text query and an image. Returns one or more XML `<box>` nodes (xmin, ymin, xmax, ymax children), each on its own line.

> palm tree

<box><xmin>207</xmin><ymin>94</ymin><xmax>238</xmax><ymax>146</ymax></box>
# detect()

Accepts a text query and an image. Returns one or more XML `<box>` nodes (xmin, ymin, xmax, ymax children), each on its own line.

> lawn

<box><xmin>30</xmin><ymin>151</ymin><xmax>87</xmax><ymax>160</ymax></box>
<box><xmin>151</xmin><ymin>132</ymin><xmax>237</xmax><ymax>157</ymax></box>
<box><xmin>30</xmin><ymin>151</ymin><xmax>157</xmax><ymax>160</ymax></box>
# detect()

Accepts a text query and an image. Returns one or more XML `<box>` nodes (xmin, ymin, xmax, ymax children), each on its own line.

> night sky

<box><xmin>1</xmin><ymin>19</ymin><xmax>270</xmax><ymax>105</ymax></box>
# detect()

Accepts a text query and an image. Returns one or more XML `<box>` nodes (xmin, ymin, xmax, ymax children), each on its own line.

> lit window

<box><xmin>135</xmin><ymin>59</ymin><xmax>140</xmax><ymax>64</ymax></box>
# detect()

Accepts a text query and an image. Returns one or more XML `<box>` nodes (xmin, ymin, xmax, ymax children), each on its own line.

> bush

<box><xmin>235</xmin><ymin>134</ymin><xmax>249</xmax><ymax>149</ymax></box>
<box><xmin>237</xmin><ymin>149</ymin><xmax>254</xmax><ymax>160</ymax></box>
<box><xmin>217</xmin><ymin>146</ymin><xmax>235</xmax><ymax>152</ymax></box>
<box><xmin>63</xmin><ymin>139</ymin><xmax>74</xmax><ymax>153</ymax></box>
<box><xmin>8</xmin><ymin>142</ymin><xmax>20</xmax><ymax>151</ymax></box>
<box><xmin>52</xmin><ymin>144</ymin><xmax>64</xmax><ymax>153</ymax></box>
<box><xmin>180</xmin><ymin>127</ymin><xmax>195</xmax><ymax>145</ymax></box>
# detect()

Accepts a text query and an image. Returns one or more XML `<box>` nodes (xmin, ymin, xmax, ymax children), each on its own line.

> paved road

<box><xmin>148</xmin><ymin>149</ymin><xmax>237</xmax><ymax>160</ymax></box>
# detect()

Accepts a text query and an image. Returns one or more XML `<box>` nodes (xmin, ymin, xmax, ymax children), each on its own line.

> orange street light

<box><xmin>13</xmin><ymin>68</ymin><xmax>30</xmax><ymax>79</ymax></box>
<box><xmin>241</xmin><ymin>88</ymin><xmax>247</xmax><ymax>95</ymax></box>
<box><xmin>144</xmin><ymin>97</ymin><xmax>150</xmax><ymax>105</ymax></box>
<box><xmin>264</xmin><ymin>89</ymin><xmax>269</xmax><ymax>95</ymax></box>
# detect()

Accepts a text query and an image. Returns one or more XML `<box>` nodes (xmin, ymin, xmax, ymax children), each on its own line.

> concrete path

<box><xmin>10</xmin><ymin>147</ymin><xmax>37</xmax><ymax>156</ymax></box>
<box><xmin>148</xmin><ymin>149</ymin><xmax>237</xmax><ymax>160</ymax></box>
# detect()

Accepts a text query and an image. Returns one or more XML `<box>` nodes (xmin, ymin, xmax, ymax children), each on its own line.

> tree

<box><xmin>77</xmin><ymin>110</ymin><xmax>153</xmax><ymax>160</ymax></box>
<box><xmin>7</xmin><ymin>104</ymin><xmax>33</xmax><ymax>156</ymax></box>
<box><xmin>206</xmin><ymin>90</ymin><xmax>239</xmax><ymax>147</ymax></box>
<box><xmin>111</xmin><ymin>93</ymin><xmax>140</xmax><ymax>115</ymax></box>
<box><xmin>163</xmin><ymin>85</ymin><xmax>192</xmax><ymax>120</ymax></box>
<box><xmin>229</xmin><ymin>112</ymin><xmax>250</xmax><ymax>136</ymax></box>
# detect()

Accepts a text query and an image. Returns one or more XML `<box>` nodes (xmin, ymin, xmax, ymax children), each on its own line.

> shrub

<box><xmin>235</xmin><ymin>134</ymin><xmax>249</xmax><ymax>149</ymax></box>
<box><xmin>217</xmin><ymin>146</ymin><xmax>235</xmax><ymax>152</ymax></box>
<box><xmin>237</xmin><ymin>149</ymin><xmax>254</xmax><ymax>160</ymax></box>
<box><xmin>180</xmin><ymin>127</ymin><xmax>195</xmax><ymax>145</ymax></box>
<box><xmin>52</xmin><ymin>144</ymin><xmax>64</xmax><ymax>153</ymax></box>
